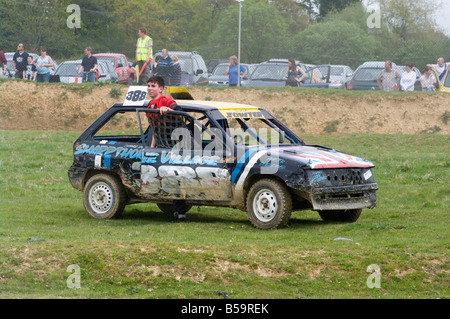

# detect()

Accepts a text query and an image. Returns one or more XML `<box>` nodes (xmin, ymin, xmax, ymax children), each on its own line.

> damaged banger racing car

<box><xmin>68</xmin><ymin>87</ymin><xmax>378</xmax><ymax>229</ymax></box>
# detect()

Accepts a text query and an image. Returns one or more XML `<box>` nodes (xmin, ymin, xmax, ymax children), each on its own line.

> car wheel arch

<box><xmin>242</xmin><ymin>174</ymin><xmax>289</xmax><ymax>206</ymax></box>
<box><xmin>82</xmin><ymin>169</ymin><xmax>123</xmax><ymax>190</ymax></box>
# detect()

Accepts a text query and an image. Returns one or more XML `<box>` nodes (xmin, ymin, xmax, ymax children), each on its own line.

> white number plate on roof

<box><xmin>124</xmin><ymin>86</ymin><xmax>148</xmax><ymax>106</ymax></box>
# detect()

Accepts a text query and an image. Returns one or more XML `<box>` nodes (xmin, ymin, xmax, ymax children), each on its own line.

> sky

<box><xmin>434</xmin><ymin>0</ymin><xmax>450</xmax><ymax>37</ymax></box>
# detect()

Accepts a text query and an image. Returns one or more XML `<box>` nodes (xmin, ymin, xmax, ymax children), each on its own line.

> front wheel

<box><xmin>83</xmin><ymin>174</ymin><xmax>127</xmax><ymax>219</ymax></box>
<box><xmin>318</xmin><ymin>209</ymin><xmax>362</xmax><ymax>223</ymax></box>
<box><xmin>246</xmin><ymin>179</ymin><xmax>292</xmax><ymax>230</ymax></box>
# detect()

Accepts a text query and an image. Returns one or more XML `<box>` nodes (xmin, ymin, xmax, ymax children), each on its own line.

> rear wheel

<box><xmin>83</xmin><ymin>174</ymin><xmax>127</xmax><ymax>219</ymax></box>
<box><xmin>318</xmin><ymin>209</ymin><xmax>362</xmax><ymax>223</ymax></box>
<box><xmin>246</xmin><ymin>179</ymin><xmax>292</xmax><ymax>230</ymax></box>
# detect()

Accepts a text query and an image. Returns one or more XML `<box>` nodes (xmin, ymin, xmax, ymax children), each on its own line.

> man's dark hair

<box><xmin>405</xmin><ymin>61</ymin><xmax>414</xmax><ymax>69</ymax></box>
<box><xmin>147</xmin><ymin>75</ymin><xmax>165</xmax><ymax>88</ymax></box>
<box><xmin>139</xmin><ymin>27</ymin><xmax>147</xmax><ymax>34</ymax></box>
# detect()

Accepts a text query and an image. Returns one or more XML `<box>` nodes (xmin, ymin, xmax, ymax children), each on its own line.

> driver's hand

<box><xmin>159</xmin><ymin>106</ymin><xmax>170</xmax><ymax>114</ymax></box>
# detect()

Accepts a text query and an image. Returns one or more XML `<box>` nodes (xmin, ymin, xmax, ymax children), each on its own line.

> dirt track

<box><xmin>0</xmin><ymin>81</ymin><xmax>449</xmax><ymax>134</ymax></box>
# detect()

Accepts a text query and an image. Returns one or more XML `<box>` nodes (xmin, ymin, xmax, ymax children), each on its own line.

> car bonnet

<box><xmin>274</xmin><ymin>145</ymin><xmax>374</xmax><ymax>169</ymax></box>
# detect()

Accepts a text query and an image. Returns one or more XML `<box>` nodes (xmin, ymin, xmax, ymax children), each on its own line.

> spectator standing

<box><xmin>225</xmin><ymin>55</ymin><xmax>247</xmax><ymax>87</ymax></box>
<box><xmin>155</xmin><ymin>49</ymin><xmax>173</xmax><ymax>86</ymax></box>
<box><xmin>0</xmin><ymin>50</ymin><xmax>7</xmax><ymax>76</ymax></box>
<box><xmin>136</xmin><ymin>27</ymin><xmax>153</xmax><ymax>85</ymax></box>
<box><xmin>34</xmin><ymin>46</ymin><xmax>53</xmax><ymax>83</ymax></box>
<box><xmin>377</xmin><ymin>61</ymin><xmax>401</xmax><ymax>91</ymax></box>
<box><xmin>399</xmin><ymin>62</ymin><xmax>417</xmax><ymax>92</ymax></box>
<box><xmin>24</xmin><ymin>56</ymin><xmax>36</xmax><ymax>81</ymax></box>
<box><xmin>170</xmin><ymin>55</ymin><xmax>182</xmax><ymax>86</ymax></box>
<box><xmin>285</xmin><ymin>57</ymin><xmax>306</xmax><ymax>87</ymax></box>
<box><xmin>427</xmin><ymin>58</ymin><xmax>449</xmax><ymax>82</ymax></box>
<box><xmin>78</xmin><ymin>47</ymin><xmax>98</xmax><ymax>83</ymax></box>
<box><xmin>420</xmin><ymin>66</ymin><xmax>436</xmax><ymax>92</ymax></box>
<box><xmin>12</xmin><ymin>43</ymin><xmax>29</xmax><ymax>79</ymax></box>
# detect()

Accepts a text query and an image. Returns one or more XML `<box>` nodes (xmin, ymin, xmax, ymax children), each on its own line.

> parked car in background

<box><xmin>247</xmin><ymin>60</ymin><xmax>330</xmax><ymax>88</ymax></box>
<box><xmin>54</xmin><ymin>60</ymin><xmax>112</xmax><ymax>83</ymax></box>
<box><xmin>298</xmin><ymin>65</ymin><xmax>331</xmax><ymax>88</ymax></box>
<box><xmin>247</xmin><ymin>60</ymin><xmax>292</xmax><ymax>87</ymax></box>
<box><xmin>347</xmin><ymin>61</ymin><xmax>400</xmax><ymax>91</ymax></box>
<box><xmin>247</xmin><ymin>59</ymin><xmax>313</xmax><ymax>87</ymax></box>
<box><xmin>207</xmin><ymin>59</ymin><xmax>228</xmax><ymax>75</ymax></box>
<box><xmin>153</xmin><ymin>51</ymin><xmax>208</xmax><ymax>86</ymax></box>
<box><xmin>94</xmin><ymin>53</ymin><xmax>135</xmax><ymax>84</ymax></box>
<box><xmin>319</xmin><ymin>65</ymin><xmax>354</xmax><ymax>89</ymax></box>
<box><xmin>100</xmin><ymin>60</ymin><xmax>119</xmax><ymax>83</ymax></box>
<box><xmin>208</xmin><ymin>63</ymin><xmax>255</xmax><ymax>87</ymax></box>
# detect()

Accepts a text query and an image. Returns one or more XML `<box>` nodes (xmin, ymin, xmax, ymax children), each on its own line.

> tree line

<box><xmin>0</xmin><ymin>0</ymin><xmax>448</xmax><ymax>70</ymax></box>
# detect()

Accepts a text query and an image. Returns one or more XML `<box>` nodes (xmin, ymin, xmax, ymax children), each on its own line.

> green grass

<box><xmin>0</xmin><ymin>131</ymin><xmax>448</xmax><ymax>299</ymax></box>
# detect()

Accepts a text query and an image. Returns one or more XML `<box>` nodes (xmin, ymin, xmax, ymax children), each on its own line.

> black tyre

<box><xmin>246</xmin><ymin>179</ymin><xmax>292</xmax><ymax>230</ymax></box>
<box><xmin>157</xmin><ymin>203</ymin><xmax>192</xmax><ymax>215</ymax></box>
<box><xmin>83</xmin><ymin>174</ymin><xmax>127</xmax><ymax>219</ymax></box>
<box><xmin>318</xmin><ymin>209</ymin><xmax>362</xmax><ymax>223</ymax></box>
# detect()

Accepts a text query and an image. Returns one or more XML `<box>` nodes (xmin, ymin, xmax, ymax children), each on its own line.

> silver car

<box><xmin>319</xmin><ymin>65</ymin><xmax>354</xmax><ymax>89</ymax></box>
<box><xmin>54</xmin><ymin>60</ymin><xmax>112</xmax><ymax>83</ymax></box>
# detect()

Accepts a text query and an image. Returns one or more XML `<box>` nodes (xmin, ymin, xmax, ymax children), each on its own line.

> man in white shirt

<box><xmin>427</xmin><ymin>57</ymin><xmax>449</xmax><ymax>82</ymax></box>
<box><xmin>400</xmin><ymin>61</ymin><xmax>417</xmax><ymax>92</ymax></box>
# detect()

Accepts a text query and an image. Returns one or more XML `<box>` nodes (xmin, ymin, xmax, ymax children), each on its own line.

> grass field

<box><xmin>0</xmin><ymin>131</ymin><xmax>448</xmax><ymax>299</ymax></box>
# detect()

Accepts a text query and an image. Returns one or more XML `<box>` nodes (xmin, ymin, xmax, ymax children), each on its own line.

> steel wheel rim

<box><xmin>89</xmin><ymin>182</ymin><xmax>114</xmax><ymax>215</ymax></box>
<box><xmin>252</xmin><ymin>188</ymin><xmax>278</xmax><ymax>222</ymax></box>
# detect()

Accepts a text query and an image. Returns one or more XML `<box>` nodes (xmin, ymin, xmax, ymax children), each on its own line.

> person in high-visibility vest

<box><xmin>136</xmin><ymin>27</ymin><xmax>153</xmax><ymax>85</ymax></box>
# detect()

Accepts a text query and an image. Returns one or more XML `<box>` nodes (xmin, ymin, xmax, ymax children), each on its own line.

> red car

<box><xmin>94</xmin><ymin>53</ymin><xmax>136</xmax><ymax>84</ymax></box>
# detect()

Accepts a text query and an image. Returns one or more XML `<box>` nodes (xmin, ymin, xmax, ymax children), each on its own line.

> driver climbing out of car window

<box><xmin>146</xmin><ymin>75</ymin><xmax>189</xmax><ymax>223</ymax></box>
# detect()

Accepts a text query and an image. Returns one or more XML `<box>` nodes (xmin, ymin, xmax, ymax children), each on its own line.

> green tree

<box><xmin>294</xmin><ymin>20</ymin><xmax>377</xmax><ymax>68</ymax></box>
<box><xmin>271</xmin><ymin>0</ymin><xmax>310</xmax><ymax>34</ymax></box>
<box><xmin>207</xmin><ymin>0</ymin><xmax>289</xmax><ymax>63</ymax></box>
<box><xmin>377</xmin><ymin>0</ymin><xmax>438</xmax><ymax>41</ymax></box>
<box><xmin>318</xmin><ymin>0</ymin><xmax>361</xmax><ymax>19</ymax></box>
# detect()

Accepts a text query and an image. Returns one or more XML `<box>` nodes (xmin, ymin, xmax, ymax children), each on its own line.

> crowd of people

<box><xmin>135</xmin><ymin>28</ymin><xmax>182</xmax><ymax>86</ymax></box>
<box><xmin>0</xmin><ymin>43</ymin><xmax>55</xmax><ymax>82</ymax></box>
<box><xmin>376</xmin><ymin>59</ymin><xmax>449</xmax><ymax>92</ymax></box>
<box><xmin>0</xmin><ymin>26</ymin><xmax>449</xmax><ymax>90</ymax></box>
